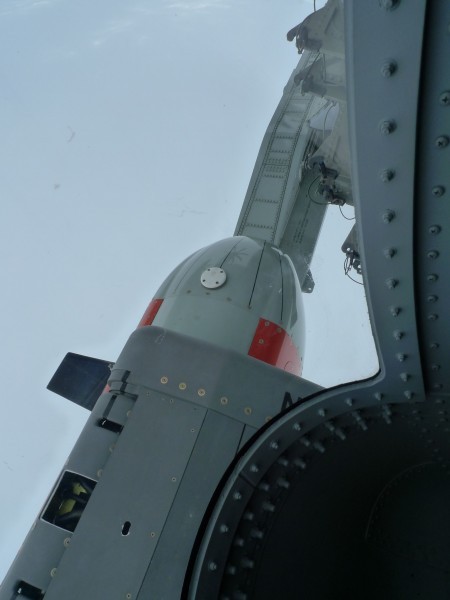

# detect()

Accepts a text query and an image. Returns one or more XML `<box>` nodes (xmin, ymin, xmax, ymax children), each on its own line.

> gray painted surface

<box><xmin>111</xmin><ymin>326</ymin><xmax>321</xmax><ymax>429</ymax></box>
<box><xmin>152</xmin><ymin>236</ymin><xmax>306</xmax><ymax>367</ymax></box>
<box><xmin>2</xmin><ymin>1</ymin><xmax>450</xmax><ymax>598</ymax></box>
<box><xmin>45</xmin><ymin>394</ymin><xmax>207</xmax><ymax>599</ymax></box>
<box><xmin>187</xmin><ymin>1</ymin><xmax>450</xmax><ymax>598</ymax></box>
<box><xmin>137</xmin><ymin>410</ymin><xmax>243</xmax><ymax>599</ymax></box>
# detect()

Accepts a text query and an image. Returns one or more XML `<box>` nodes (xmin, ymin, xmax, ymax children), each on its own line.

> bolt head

<box><xmin>380</xmin><ymin>60</ymin><xmax>397</xmax><ymax>77</ymax></box>
<box><xmin>384</xmin><ymin>247</ymin><xmax>396</xmax><ymax>258</ymax></box>
<box><xmin>380</xmin><ymin>169</ymin><xmax>395</xmax><ymax>182</ymax></box>
<box><xmin>386</xmin><ymin>278</ymin><xmax>398</xmax><ymax>289</ymax></box>
<box><xmin>382</xmin><ymin>210</ymin><xmax>395</xmax><ymax>223</ymax></box>
<box><xmin>379</xmin><ymin>120</ymin><xmax>396</xmax><ymax>135</ymax></box>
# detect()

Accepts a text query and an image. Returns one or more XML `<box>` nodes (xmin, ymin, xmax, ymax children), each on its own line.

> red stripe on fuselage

<box><xmin>248</xmin><ymin>318</ymin><xmax>302</xmax><ymax>376</ymax></box>
<box><xmin>138</xmin><ymin>298</ymin><xmax>164</xmax><ymax>328</ymax></box>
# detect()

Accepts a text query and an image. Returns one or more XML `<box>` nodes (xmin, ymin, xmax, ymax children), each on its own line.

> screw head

<box><xmin>435</xmin><ymin>135</ymin><xmax>449</xmax><ymax>148</ymax></box>
<box><xmin>432</xmin><ymin>185</ymin><xmax>445</xmax><ymax>197</ymax></box>
<box><xmin>384</xmin><ymin>247</ymin><xmax>396</xmax><ymax>258</ymax></box>
<box><xmin>427</xmin><ymin>273</ymin><xmax>438</xmax><ymax>282</ymax></box>
<box><xmin>439</xmin><ymin>91</ymin><xmax>450</xmax><ymax>105</ymax></box>
<box><xmin>429</xmin><ymin>225</ymin><xmax>441</xmax><ymax>234</ymax></box>
<box><xmin>427</xmin><ymin>250</ymin><xmax>439</xmax><ymax>259</ymax></box>
<box><xmin>427</xmin><ymin>295</ymin><xmax>438</xmax><ymax>303</ymax></box>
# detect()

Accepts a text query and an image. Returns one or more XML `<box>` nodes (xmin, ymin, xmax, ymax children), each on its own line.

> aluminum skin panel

<box><xmin>186</xmin><ymin>2</ymin><xmax>450</xmax><ymax>599</ymax></box>
<box><xmin>137</xmin><ymin>410</ymin><xmax>243</xmax><ymax>599</ymax></box>
<box><xmin>44</xmin><ymin>394</ymin><xmax>207</xmax><ymax>600</ymax></box>
<box><xmin>111</xmin><ymin>326</ymin><xmax>322</xmax><ymax>431</ymax></box>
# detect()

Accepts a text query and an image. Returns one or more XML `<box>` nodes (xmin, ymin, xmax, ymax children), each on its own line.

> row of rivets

<box><xmin>376</xmin><ymin>27</ymin><xmax>425</xmax><ymax>399</ymax></box>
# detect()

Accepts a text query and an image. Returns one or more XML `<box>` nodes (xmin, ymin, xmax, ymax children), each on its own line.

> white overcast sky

<box><xmin>0</xmin><ymin>0</ymin><xmax>377</xmax><ymax>582</ymax></box>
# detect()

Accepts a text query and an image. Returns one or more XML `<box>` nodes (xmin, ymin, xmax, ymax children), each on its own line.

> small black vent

<box><xmin>15</xmin><ymin>581</ymin><xmax>44</xmax><ymax>599</ymax></box>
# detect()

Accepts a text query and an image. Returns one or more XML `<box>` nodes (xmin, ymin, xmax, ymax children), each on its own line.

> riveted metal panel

<box><xmin>111</xmin><ymin>327</ymin><xmax>322</xmax><ymax>430</ymax></box>
<box><xmin>187</xmin><ymin>3</ymin><xmax>450</xmax><ymax>598</ymax></box>
<box><xmin>187</xmin><ymin>380</ymin><xmax>450</xmax><ymax>599</ymax></box>
<box><xmin>44</xmin><ymin>393</ymin><xmax>206</xmax><ymax>600</ymax></box>
<box><xmin>414</xmin><ymin>0</ymin><xmax>450</xmax><ymax>394</ymax></box>
<box><xmin>154</xmin><ymin>238</ymin><xmax>242</xmax><ymax>299</ymax></box>
<box><xmin>0</xmin><ymin>521</ymin><xmax>69</xmax><ymax>597</ymax></box>
<box><xmin>137</xmin><ymin>410</ymin><xmax>243</xmax><ymax>599</ymax></box>
<box><xmin>345</xmin><ymin>0</ymin><xmax>427</xmax><ymax>400</ymax></box>
<box><xmin>62</xmin><ymin>392</ymin><xmax>123</xmax><ymax>481</ymax></box>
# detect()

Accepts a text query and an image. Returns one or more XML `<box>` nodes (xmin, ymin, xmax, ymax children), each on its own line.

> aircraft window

<box><xmin>41</xmin><ymin>472</ymin><xmax>97</xmax><ymax>533</ymax></box>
